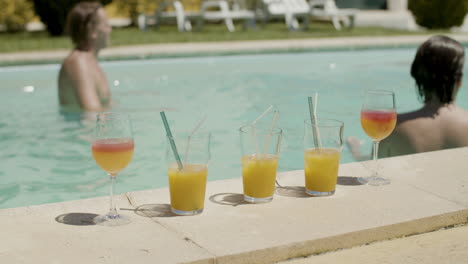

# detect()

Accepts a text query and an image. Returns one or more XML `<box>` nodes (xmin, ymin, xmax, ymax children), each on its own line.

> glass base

<box><xmin>93</xmin><ymin>213</ymin><xmax>131</xmax><ymax>226</ymax></box>
<box><xmin>306</xmin><ymin>189</ymin><xmax>335</xmax><ymax>197</ymax></box>
<box><xmin>358</xmin><ymin>176</ymin><xmax>391</xmax><ymax>186</ymax></box>
<box><xmin>244</xmin><ymin>194</ymin><xmax>273</xmax><ymax>203</ymax></box>
<box><xmin>171</xmin><ymin>207</ymin><xmax>204</xmax><ymax>216</ymax></box>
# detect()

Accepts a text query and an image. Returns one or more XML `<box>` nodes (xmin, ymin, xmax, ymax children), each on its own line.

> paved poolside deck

<box><xmin>2</xmin><ymin>34</ymin><xmax>468</xmax><ymax>66</ymax></box>
<box><xmin>281</xmin><ymin>224</ymin><xmax>468</xmax><ymax>264</ymax></box>
<box><xmin>1</xmin><ymin>147</ymin><xmax>467</xmax><ymax>263</ymax></box>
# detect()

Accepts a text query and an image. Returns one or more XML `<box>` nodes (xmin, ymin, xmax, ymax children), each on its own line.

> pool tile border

<box><xmin>2</xmin><ymin>34</ymin><xmax>468</xmax><ymax>67</ymax></box>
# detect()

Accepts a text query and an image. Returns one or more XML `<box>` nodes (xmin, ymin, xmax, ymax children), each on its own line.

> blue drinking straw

<box><xmin>160</xmin><ymin>111</ymin><xmax>183</xmax><ymax>170</ymax></box>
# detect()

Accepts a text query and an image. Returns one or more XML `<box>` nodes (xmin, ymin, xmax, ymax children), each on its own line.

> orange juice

<box><xmin>92</xmin><ymin>138</ymin><xmax>134</xmax><ymax>174</ymax></box>
<box><xmin>304</xmin><ymin>148</ymin><xmax>341</xmax><ymax>194</ymax></box>
<box><xmin>168</xmin><ymin>164</ymin><xmax>208</xmax><ymax>213</ymax></box>
<box><xmin>242</xmin><ymin>154</ymin><xmax>278</xmax><ymax>199</ymax></box>
<box><xmin>361</xmin><ymin>110</ymin><xmax>397</xmax><ymax>141</ymax></box>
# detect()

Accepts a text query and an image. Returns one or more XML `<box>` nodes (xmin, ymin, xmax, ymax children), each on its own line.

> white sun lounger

<box><xmin>137</xmin><ymin>0</ymin><xmax>202</xmax><ymax>32</ymax></box>
<box><xmin>258</xmin><ymin>0</ymin><xmax>311</xmax><ymax>30</ymax></box>
<box><xmin>309</xmin><ymin>0</ymin><xmax>357</xmax><ymax>30</ymax></box>
<box><xmin>197</xmin><ymin>0</ymin><xmax>255</xmax><ymax>32</ymax></box>
<box><xmin>138</xmin><ymin>0</ymin><xmax>255</xmax><ymax>32</ymax></box>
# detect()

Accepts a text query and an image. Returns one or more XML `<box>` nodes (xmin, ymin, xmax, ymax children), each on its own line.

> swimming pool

<box><xmin>2</xmin><ymin>47</ymin><xmax>468</xmax><ymax>209</ymax></box>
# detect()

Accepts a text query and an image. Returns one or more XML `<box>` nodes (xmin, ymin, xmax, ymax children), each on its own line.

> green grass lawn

<box><xmin>0</xmin><ymin>22</ymin><xmax>447</xmax><ymax>53</ymax></box>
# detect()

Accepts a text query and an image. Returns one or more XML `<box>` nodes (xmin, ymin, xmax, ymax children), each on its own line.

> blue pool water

<box><xmin>2</xmin><ymin>47</ymin><xmax>468</xmax><ymax>209</ymax></box>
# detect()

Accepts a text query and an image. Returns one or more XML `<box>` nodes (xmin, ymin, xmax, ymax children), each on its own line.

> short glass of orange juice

<box><xmin>303</xmin><ymin>119</ymin><xmax>344</xmax><ymax>196</ymax></box>
<box><xmin>166</xmin><ymin>131</ymin><xmax>211</xmax><ymax>216</ymax></box>
<box><xmin>239</xmin><ymin>125</ymin><xmax>282</xmax><ymax>203</ymax></box>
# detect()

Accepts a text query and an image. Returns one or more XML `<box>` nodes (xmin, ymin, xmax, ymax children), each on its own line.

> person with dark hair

<box><xmin>58</xmin><ymin>1</ymin><xmax>112</xmax><ymax>112</ymax></box>
<box><xmin>348</xmin><ymin>35</ymin><xmax>468</xmax><ymax>159</ymax></box>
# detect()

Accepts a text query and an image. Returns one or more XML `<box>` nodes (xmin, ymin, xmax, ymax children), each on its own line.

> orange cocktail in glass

<box><xmin>92</xmin><ymin>138</ymin><xmax>134</xmax><ymax>174</ymax></box>
<box><xmin>92</xmin><ymin>112</ymin><xmax>134</xmax><ymax>226</ymax></box>
<box><xmin>361</xmin><ymin>110</ymin><xmax>397</xmax><ymax>141</ymax></box>
<box><xmin>359</xmin><ymin>90</ymin><xmax>396</xmax><ymax>186</ymax></box>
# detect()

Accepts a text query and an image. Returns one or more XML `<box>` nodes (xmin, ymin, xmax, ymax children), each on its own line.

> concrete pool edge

<box><xmin>2</xmin><ymin>34</ymin><xmax>468</xmax><ymax>66</ymax></box>
<box><xmin>2</xmin><ymin>147</ymin><xmax>467</xmax><ymax>263</ymax></box>
<box><xmin>209</xmin><ymin>211</ymin><xmax>468</xmax><ymax>264</ymax></box>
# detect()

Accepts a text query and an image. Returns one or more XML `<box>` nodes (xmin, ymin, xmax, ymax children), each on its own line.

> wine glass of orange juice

<box><xmin>91</xmin><ymin>112</ymin><xmax>134</xmax><ymax>226</ymax></box>
<box><xmin>360</xmin><ymin>90</ymin><xmax>396</xmax><ymax>186</ymax></box>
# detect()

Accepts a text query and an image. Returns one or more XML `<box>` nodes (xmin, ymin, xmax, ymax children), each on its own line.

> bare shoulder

<box><xmin>61</xmin><ymin>53</ymin><xmax>95</xmax><ymax>97</ymax></box>
<box><xmin>434</xmin><ymin>106</ymin><xmax>468</xmax><ymax>131</ymax></box>
<box><xmin>390</xmin><ymin>111</ymin><xmax>422</xmax><ymax>137</ymax></box>
<box><xmin>378</xmin><ymin>112</ymin><xmax>419</xmax><ymax>158</ymax></box>
<box><xmin>442</xmin><ymin>107</ymin><xmax>468</xmax><ymax>146</ymax></box>
<box><xmin>61</xmin><ymin>51</ymin><xmax>92</xmax><ymax>77</ymax></box>
<box><xmin>452</xmin><ymin>107</ymin><xmax>468</xmax><ymax>125</ymax></box>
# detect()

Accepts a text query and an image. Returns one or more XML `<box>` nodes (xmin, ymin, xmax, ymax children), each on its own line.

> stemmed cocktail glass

<box><xmin>91</xmin><ymin>112</ymin><xmax>134</xmax><ymax>226</ymax></box>
<box><xmin>359</xmin><ymin>90</ymin><xmax>396</xmax><ymax>186</ymax></box>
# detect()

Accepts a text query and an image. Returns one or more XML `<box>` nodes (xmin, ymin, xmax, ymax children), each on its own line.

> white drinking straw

<box><xmin>251</xmin><ymin>105</ymin><xmax>274</xmax><ymax>155</ymax></box>
<box><xmin>308</xmin><ymin>93</ymin><xmax>322</xmax><ymax>148</ymax></box>
<box><xmin>263</xmin><ymin>109</ymin><xmax>279</xmax><ymax>154</ymax></box>
<box><xmin>252</xmin><ymin>105</ymin><xmax>273</xmax><ymax>126</ymax></box>
<box><xmin>184</xmin><ymin>116</ymin><xmax>207</xmax><ymax>166</ymax></box>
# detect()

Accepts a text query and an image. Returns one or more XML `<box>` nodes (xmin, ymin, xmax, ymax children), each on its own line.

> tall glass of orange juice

<box><xmin>239</xmin><ymin>125</ymin><xmax>282</xmax><ymax>203</ymax></box>
<box><xmin>166</xmin><ymin>131</ymin><xmax>211</xmax><ymax>216</ymax></box>
<box><xmin>360</xmin><ymin>90</ymin><xmax>396</xmax><ymax>186</ymax></box>
<box><xmin>92</xmin><ymin>112</ymin><xmax>134</xmax><ymax>226</ymax></box>
<box><xmin>304</xmin><ymin>119</ymin><xmax>343</xmax><ymax>196</ymax></box>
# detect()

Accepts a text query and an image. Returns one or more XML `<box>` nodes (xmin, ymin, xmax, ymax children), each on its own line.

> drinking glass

<box><xmin>166</xmin><ymin>131</ymin><xmax>211</xmax><ymax>216</ymax></box>
<box><xmin>359</xmin><ymin>90</ymin><xmax>396</xmax><ymax>186</ymax></box>
<box><xmin>304</xmin><ymin>119</ymin><xmax>343</xmax><ymax>196</ymax></box>
<box><xmin>239</xmin><ymin>125</ymin><xmax>282</xmax><ymax>203</ymax></box>
<box><xmin>91</xmin><ymin>112</ymin><xmax>134</xmax><ymax>226</ymax></box>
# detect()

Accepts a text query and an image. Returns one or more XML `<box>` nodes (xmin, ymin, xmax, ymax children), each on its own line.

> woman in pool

<box><xmin>58</xmin><ymin>2</ymin><xmax>112</xmax><ymax>112</ymax></box>
<box><xmin>349</xmin><ymin>35</ymin><xmax>468</xmax><ymax>158</ymax></box>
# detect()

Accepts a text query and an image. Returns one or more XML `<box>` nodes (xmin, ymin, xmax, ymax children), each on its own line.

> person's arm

<box><xmin>65</xmin><ymin>57</ymin><xmax>106</xmax><ymax>112</ymax></box>
<box><xmin>95</xmin><ymin>66</ymin><xmax>111</xmax><ymax>107</ymax></box>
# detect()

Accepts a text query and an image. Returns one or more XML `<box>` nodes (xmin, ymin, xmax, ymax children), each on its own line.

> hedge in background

<box><xmin>112</xmin><ymin>0</ymin><xmax>158</xmax><ymax>26</ymax></box>
<box><xmin>31</xmin><ymin>0</ymin><xmax>112</xmax><ymax>36</ymax></box>
<box><xmin>0</xmin><ymin>0</ymin><xmax>35</xmax><ymax>32</ymax></box>
<box><xmin>409</xmin><ymin>0</ymin><xmax>468</xmax><ymax>29</ymax></box>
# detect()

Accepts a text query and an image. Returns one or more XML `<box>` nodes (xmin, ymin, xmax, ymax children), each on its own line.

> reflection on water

<box><xmin>3</xmin><ymin>48</ymin><xmax>466</xmax><ymax>209</ymax></box>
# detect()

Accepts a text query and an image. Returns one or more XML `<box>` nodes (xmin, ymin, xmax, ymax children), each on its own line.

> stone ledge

<box><xmin>280</xmin><ymin>224</ymin><xmax>468</xmax><ymax>264</ymax></box>
<box><xmin>1</xmin><ymin>147</ymin><xmax>467</xmax><ymax>263</ymax></box>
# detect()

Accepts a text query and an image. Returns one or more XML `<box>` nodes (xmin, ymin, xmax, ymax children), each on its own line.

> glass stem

<box><xmin>372</xmin><ymin>141</ymin><xmax>379</xmax><ymax>177</ymax></box>
<box><xmin>108</xmin><ymin>173</ymin><xmax>118</xmax><ymax>217</ymax></box>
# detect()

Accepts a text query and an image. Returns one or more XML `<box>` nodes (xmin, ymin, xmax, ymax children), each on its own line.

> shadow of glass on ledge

<box><xmin>209</xmin><ymin>193</ymin><xmax>249</xmax><ymax>206</ymax></box>
<box><xmin>337</xmin><ymin>176</ymin><xmax>365</xmax><ymax>186</ymax></box>
<box><xmin>55</xmin><ymin>213</ymin><xmax>99</xmax><ymax>226</ymax></box>
<box><xmin>275</xmin><ymin>186</ymin><xmax>310</xmax><ymax>198</ymax></box>
<box><xmin>133</xmin><ymin>204</ymin><xmax>176</xmax><ymax>218</ymax></box>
